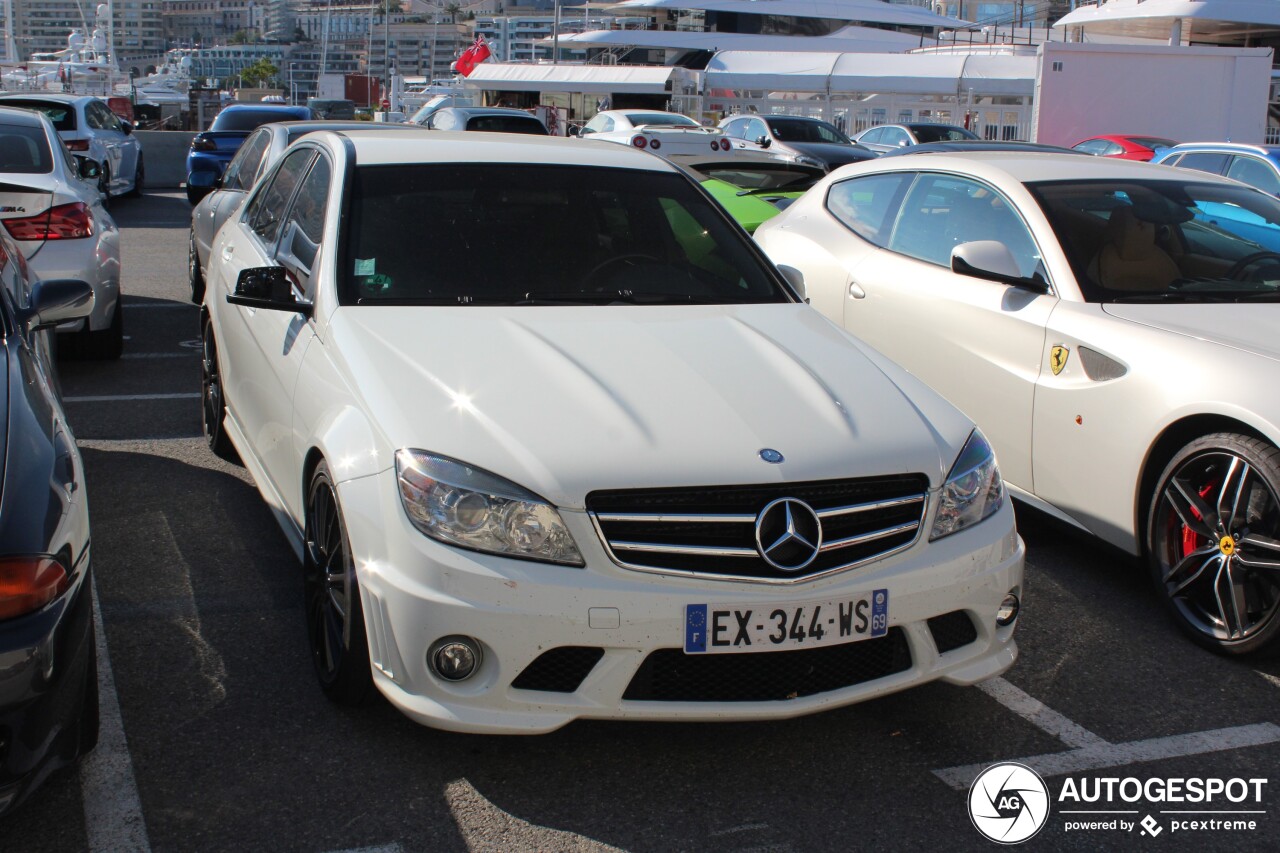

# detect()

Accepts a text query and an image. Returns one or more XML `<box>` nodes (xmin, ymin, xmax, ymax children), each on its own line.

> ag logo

<box><xmin>968</xmin><ymin>762</ymin><xmax>1051</xmax><ymax>844</ymax></box>
<box><xmin>1050</xmin><ymin>345</ymin><xmax>1069</xmax><ymax>376</ymax></box>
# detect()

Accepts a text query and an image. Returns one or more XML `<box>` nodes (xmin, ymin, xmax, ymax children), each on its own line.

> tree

<box><xmin>229</xmin><ymin>29</ymin><xmax>250</xmax><ymax>45</ymax></box>
<box><xmin>240</xmin><ymin>58</ymin><xmax>280</xmax><ymax>87</ymax></box>
<box><xmin>378</xmin><ymin>0</ymin><xmax>403</xmax><ymax>14</ymax></box>
<box><xmin>445</xmin><ymin>3</ymin><xmax>461</xmax><ymax>23</ymax></box>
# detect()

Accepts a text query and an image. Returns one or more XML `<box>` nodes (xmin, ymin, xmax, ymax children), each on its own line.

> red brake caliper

<box><xmin>1181</xmin><ymin>482</ymin><xmax>1217</xmax><ymax>557</ymax></box>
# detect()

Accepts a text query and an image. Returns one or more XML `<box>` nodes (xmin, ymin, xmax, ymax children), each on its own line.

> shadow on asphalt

<box><xmin>108</xmin><ymin>190</ymin><xmax>191</xmax><ymax>229</ymax></box>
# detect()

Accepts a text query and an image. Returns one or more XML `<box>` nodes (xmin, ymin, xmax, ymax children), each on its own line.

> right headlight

<box><xmin>930</xmin><ymin>429</ymin><xmax>1005</xmax><ymax>541</ymax></box>
<box><xmin>395</xmin><ymin>450</ymin><xmax>584</xmax><ymax>566</ymax></box>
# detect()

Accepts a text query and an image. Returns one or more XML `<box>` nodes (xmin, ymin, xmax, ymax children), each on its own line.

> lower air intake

<box><xmin>511</xmin><ymin>647</ymin><xmax>604</xmax><ymax>693</ymax></box>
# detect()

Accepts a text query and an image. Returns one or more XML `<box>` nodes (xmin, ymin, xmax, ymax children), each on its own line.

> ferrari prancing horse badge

<box><xmin>1050</xmin><ymin>346</ymin><xmax>1069</xmax><ymax>376</ymax></box>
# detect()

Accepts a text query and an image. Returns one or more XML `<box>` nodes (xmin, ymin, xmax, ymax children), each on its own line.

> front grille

<box><xmin>588</xmin><ymin>475</ymin><xmax>929</xmax><ymax>582</ymax></box>
<box><xmin>622</xmin><ymin>629</ymin><xmax>911</xmax><ymax>702</ymax></box>
<box><xmin>927</xmin><ymin>610</ymin><xmax>978</xmax><ymax>654</ymax></box>
<box><xmin>510</xmin><ymin>647</ymin><xmax>604</xmax><ymax>693</ymax></box>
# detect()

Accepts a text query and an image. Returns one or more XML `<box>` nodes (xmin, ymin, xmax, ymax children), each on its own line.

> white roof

<box><xmin>1055</xmin><ymin>0</ymin><xmax>1280</xmax><ymax>40</ymax></box>
<box><xmin>616</xmin><ymin>0</ymin><xmax>970</xmax><ymax>28</ymax></box>
<box><xmin>462</xmin><ymin>63</ymin><xmax>695</xmax><ymax>94</ymax></box>
<box><xmin>706</xmin><ymin>51</ymin><xmax>1037</xmax><ymax>97</ymax></box>
<box><xmin>324</xmin><ymin>128</ymin><xmax>679</xmax><ymax>171</ymax></box>
<box><xmin>557</xmin><ymin>25</ymin><xmax>928</xmax><ymax>53</ymax></box>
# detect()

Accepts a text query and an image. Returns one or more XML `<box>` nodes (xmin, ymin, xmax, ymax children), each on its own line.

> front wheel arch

<box><xmin>1136</xmin><ymin>415</ymin><xmax>1270</xmax><ymax>557</ymax></box>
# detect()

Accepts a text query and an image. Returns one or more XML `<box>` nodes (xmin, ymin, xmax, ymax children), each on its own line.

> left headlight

<box><xmin>395</xmin><ymin>449</ymin><xmax>584</xmax><ymax>566</ymax></box>
<box><xmin>930</xmin><ymin>429</ymin><xmax>1005</xmax><ymax>541</ymax></box>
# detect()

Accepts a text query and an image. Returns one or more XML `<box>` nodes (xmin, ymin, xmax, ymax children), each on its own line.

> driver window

<box><xmin>887</xmin><ymin>174</ymin><xmax>1042</xmax><ymax>277</ymax></box>
<box><xmin>245</xmin><ymin>148</ymin><xmax>314</xmax><ymax>245</ymax></box>
<box><xmin>1226</xmin><ymin>156</ymin><xmax>1280</xmax><ymax>196</ymax></box>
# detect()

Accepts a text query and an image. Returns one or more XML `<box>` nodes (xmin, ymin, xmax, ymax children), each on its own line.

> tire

<box><xmin>1147</xmin><ymin>432</ymin><xmax>1280</xmax><ymax>655</ymax></box>
<box><xmin>126</xmin><ymin>154</ymin><xmax>143</xmax><ymax>198</ymax></box>
<box><xmin>201</xmin><ymin>319</ymin><xmax>236</xmax><ymax>461</ymax></box>
<box><xmin>80</xmin><ymin>301</ymin><xmax>123</xmax><ymax>360</ymax></box>
<box><xmin>186</xmin><ymin>185</ymin><xmax>205</xmax><ymax>206</ymax></box>
<box><xmin>189</xmin><ymin>232</ymin><xmax>205</xmax><ymax>305</ymax></box>
<box><xmin>304</xmin><ymin>461</ymin><xmax>374</xmax><ymax>705</ymax></box>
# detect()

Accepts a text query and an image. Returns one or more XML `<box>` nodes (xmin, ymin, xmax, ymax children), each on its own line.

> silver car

<box><xmin>0</xmin><ymin>106</ymin><xmax>122</xmax><ymax>358</ymax></box>
<box><xmin>189</xmin><ymin>120</ymin><xmax>429</xmax><ymax>303</ymax></box>
<box><xmin>0</xmin><ymin>93</ymin><xmax>143</xmax><ymax>202</ymax></box>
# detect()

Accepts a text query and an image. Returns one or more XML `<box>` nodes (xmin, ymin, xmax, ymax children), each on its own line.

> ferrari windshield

<box><xmin>1028</xmin><ymin>178</ymin><xmax>1280</xmax><ymax>303</ymax></box>
<box><xmin>341</xmin><ymin>164</ymin><xmax>789</xmax><ymax>305</ymax></box>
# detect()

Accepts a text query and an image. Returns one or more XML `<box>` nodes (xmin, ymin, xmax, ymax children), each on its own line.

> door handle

<box><xmin>221</xmin><ymin>245</ymin><xmax>235</xmax><ymax>260</ymax></box>
<box><xmin>847</xmin><ymin>280</ymin><xmax>866</xmax><ymax>299</ymax></box>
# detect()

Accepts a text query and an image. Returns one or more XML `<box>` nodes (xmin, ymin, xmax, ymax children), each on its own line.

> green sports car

<box><xmin>676</xmin><ymin>156</ymin><xmax>826</xmax><ymax>233</ymax></box>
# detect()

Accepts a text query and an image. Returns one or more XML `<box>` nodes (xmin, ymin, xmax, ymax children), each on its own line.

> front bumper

<box><xmin>339</xmin><ymin>470</ymin><xmax>1024</xmax><ymax>734</ymax></box>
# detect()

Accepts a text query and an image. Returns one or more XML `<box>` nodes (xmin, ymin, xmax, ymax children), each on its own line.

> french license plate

<box><xmin>683</xmin><ymin>590</ymin><xmax>888</xmax><ymax>654</ymax></box>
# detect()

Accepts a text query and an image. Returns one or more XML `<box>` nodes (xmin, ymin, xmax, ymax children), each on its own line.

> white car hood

<box><xmin>1101</xmin><ymin>303</ymin><xmax>1280</xmax><ymax>363</ymax></box>
<box><xmin>326</xmin><ymin>304</ymin><xmax>972</xmax><ymax>509</ymax></box>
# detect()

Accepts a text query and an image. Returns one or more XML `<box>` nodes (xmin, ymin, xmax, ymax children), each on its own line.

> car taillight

<box><xmin>3</xmin><ymin>202</ymin><xmax>94</xmax><ymax>241</ymax></box>
<box><xmin>719</xmin><ymin>138</ymin><xmax>731</xmax><ymax>151</ymax></box>
<box><xmin>65</xmin><ymin>139</ymin><xmax>90</xmax><ymax>152</ymax></box>
<box><xmin>0</xmin><ymin>557</ymin><xmax>70</xmax><ymax>621</ymax></box>
<box><xmin>710</xmin><ymin>140</ymin><xmax>720</xmax><ymax>151</ymax></box>
<box><xmin>631</xmin><ymin>135</ymin><xmax>647</xmax><ymax>149</ymax></box>
<box><xmin>191</xmin><ymin>136</ymin><xmax>217</xmax><ymax>152</ymax></box>
<box><xmin>648</xmin><ymin>137</ymin><xmax>661</xmax><ymax>150</ymax></box>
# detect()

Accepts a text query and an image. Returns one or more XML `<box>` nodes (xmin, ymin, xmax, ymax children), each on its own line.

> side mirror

<box><xmin>76</xmin><ymin>156</ymin><xmax>100</xmax><ymax>180</ymax></box>
<box><xmin>567</xmin><ymin>125</ymin><xmax>581</xmax><ymax>138</ymax></box>
<box><xmin>120</xmin><ymin>119</ymin><xmax>134</xmax><ymax>135</ymax></box>
<box><xmin>227</xmin><ymin>267</ymin><xmax>312</xmax><ymax>316</ymax></box>
<box><xmin>776</xmin><ymin>264</ymin><xmax>808</xmax><ymax>302</ymax></box>
<box><xmin>897</xmin><ymin>139</ymin><xmax>909</xmax><ymax>147</ymax></box>
<box><xmin>756</xmin><ymin>135</ymin><xmax>771</xmax><ymax>148</ymax></box>
<box><xmin>19</xmin><ymin>279</ymin><xmax>94</xmax><ymax>333</ymax></box>
<box><xmin>951</xmin><ymin>241</ymin><xmax>1049</xmax><ymax>293</ymax></box>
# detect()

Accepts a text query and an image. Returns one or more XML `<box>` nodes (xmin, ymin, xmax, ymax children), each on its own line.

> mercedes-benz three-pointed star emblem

<box><xmin>754</xmin><ymin>498</ymin><xmax>823</xmax><ymax>571</ymax></box>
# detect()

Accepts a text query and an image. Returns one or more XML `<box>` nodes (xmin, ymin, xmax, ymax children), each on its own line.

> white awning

<box><xmin>1055</xmin><ymin>0</ymin><xmax>1280</xmax><ymax>41</ymax></box>
<box><xmin>556</xmin><ymin>26</ymin><xmax>927</xmax><ymax>54</ymax></box>
<box><xmin>705</xmin><ymin>51</ymin><xmax>1037</xmax><ymax>97</ymax></box>
<box><xmin>616</xmin><ymin>0</ymin><xmax>971</xmax><ymax>29</ymax></box>
<box><xmin>462</xmin><ymin>64</ymin><xmax>692</xmax><ymax>94</ymax></box>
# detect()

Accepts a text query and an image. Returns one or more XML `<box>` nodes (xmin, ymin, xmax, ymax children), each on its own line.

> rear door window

<box><xmin>1226</xmin><ymin>155</ymin><xmax>1280</xmax><ymax>195</ymax></box>
<box><xmin>826</xmin><ymin>172</ymin><xmax>912</xmax><ymax>247</ymax></box>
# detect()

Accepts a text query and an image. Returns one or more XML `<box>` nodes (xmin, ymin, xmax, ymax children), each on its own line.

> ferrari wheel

<box><xmin>1148</xmin><ymin>433</ymin><xmax>1280</xmax><ymax>654</ymax></box>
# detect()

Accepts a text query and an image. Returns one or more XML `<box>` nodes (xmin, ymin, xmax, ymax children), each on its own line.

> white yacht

<box><xmin>1</xmin><ymin>27</ymin><xmax>128</xmax><ymax>97</ymax></box>
<box><xmin>557</xmin><ymin>0</ymin><xmax>971</xmax><ymax>64</ymax></box>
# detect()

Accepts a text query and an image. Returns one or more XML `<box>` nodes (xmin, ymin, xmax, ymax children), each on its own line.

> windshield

<box><xmin>212</xmin><ymin>108</ymin><xmax>304</xmax><ymax>131</ymax></box>
<box><xmin>767</xmin><ymin>118</ymin><xmax>850</xmax><ymax>145</ymax></box>
<box><xmin>910</xmin><ymin>125</ymin><xmax>978</xmax><ymax>143</ymax></box>
<box><xmin>1028</xmin><ymin>178</ymin><xmax>1280</xmax><ymax>303</ymax></box>
<box><xmin>0</xmin><ymin>123</ymin><xmax>53</xmax><ymax>173</ymax></box>
<box><xmin>0</xmin><ymin>100</ymin><xmax>75</xmax><ymax>132</ymax></box>
<box><xmin>626</xmin><ymin>113</ymin><xmax>699</xmax><ymax>128</ymax></box>
<box><xmin>342</xmin><ymin>164</ymin><xmax>788</xmax><ymax>306</ymax></box>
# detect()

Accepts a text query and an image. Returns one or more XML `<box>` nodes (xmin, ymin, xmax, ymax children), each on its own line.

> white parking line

<box><xmin>1258</xmin><ymin>671</ymin><xmax>1280</xmax><ymax>689</ymax></box>
<box><xmin>63</xmin><ymin>393</ymin><xmax>200</xmax><ymax>402</ymax></box>
<box><xmin>80</xmin><ymin>578</ymin><xmax>152</xmax><ymax>852</ymax></box>
<box><xmin>934</xmin><ymin>677</ymin><xmax>1280</xmax><ymax>790</ymax></box>
<box><xmin>977</xmin><ymin>678</ymin><xmax>1108</xmax><ymax>749</ymax></box>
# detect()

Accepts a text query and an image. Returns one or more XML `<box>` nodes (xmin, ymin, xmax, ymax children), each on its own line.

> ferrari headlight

<box><xmin>395</xmin><ymin>450</ymin><xmax>583</xmax><ymax>566</ymax></box>
<box><xmin>930</xmin><ymin>429</ymin><xmax>1004</xmax><ymax>541</ymax></box>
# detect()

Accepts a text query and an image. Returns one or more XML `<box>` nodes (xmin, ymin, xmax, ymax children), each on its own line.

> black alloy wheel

<box><xmin>304</xmin><ymin>461</ymin><xmax>373</xmax><ymax>704</ymax></box>
<box><xmin>201</xmin><ymin>320</ymin><xmax>235</xmax><ymax>461</ymax></box>
<box><xmin>1148</xmin><ymin>433</ymin><xmax>1280</xmax><ymax>654</ymax></box>
<box><xmin>127</xmin><ymin>154</ymin><xmax>144</xmax><ymax>198</ymax></box>
<box><xmin>189</xmin><ymin>232</ymin><xmax>205</xmax><ymax>304</ymax></box>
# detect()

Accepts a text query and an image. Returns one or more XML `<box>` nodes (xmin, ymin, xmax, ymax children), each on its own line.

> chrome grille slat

<box><xmin>610</xmin><ymin>542</ymin><xmax>759</xmax><ymax>558</ymax></box>
<box><xmin>587</xmin><ymin>475</ymin><xmax>930</xmax><ymax>584</ymax></box>
<box><xmin>819</xmin><ymin>521</ymin><xmax>920</xmax><ymax>553</ymax></box>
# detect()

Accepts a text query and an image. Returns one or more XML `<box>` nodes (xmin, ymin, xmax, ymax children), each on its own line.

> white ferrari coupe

<box><xmin>756</xmin><ymin>152</ymin><xmax>1280</xmax><ymax>655</ymax></box>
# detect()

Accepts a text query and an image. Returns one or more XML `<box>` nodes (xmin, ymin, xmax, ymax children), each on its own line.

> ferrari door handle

<box><xmin>847</xmin><ymin>280</ymin><xmax>866</xmax><ymax>299</ymax></box>
<box><xmin>221</xmin><ymin>245</ymin><xmax>235</xmax><ymax>260</ymax></box>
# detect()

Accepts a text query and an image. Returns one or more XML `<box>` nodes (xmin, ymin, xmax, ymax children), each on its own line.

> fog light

<box><xmin>996</xmin><ymin>593</ymin><xmax>1020</xmax><ymax>627</ymax></box>
<box><xmin>428</xmin><ymin>636</ymin><xmax>482</xmax><ymax>681</ymax></box>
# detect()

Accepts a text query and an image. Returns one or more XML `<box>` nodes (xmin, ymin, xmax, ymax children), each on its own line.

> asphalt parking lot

<box><xmin>4</xmin><ymin>190</ymin><xmax>1279</xmax><ymax>852</ymax></box>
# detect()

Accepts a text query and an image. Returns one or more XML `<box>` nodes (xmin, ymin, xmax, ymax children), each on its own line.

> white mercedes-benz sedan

<box><xmin>756</xmin><ymin>152</ymin><xmax>1280</xmax><ymax>655</ymax></box>
<box><xmin>200</xmin><ymin>129</ymin><xmax>1023</xmax><ymax>732</ymax></box>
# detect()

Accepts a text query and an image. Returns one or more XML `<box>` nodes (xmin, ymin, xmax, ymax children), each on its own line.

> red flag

<box><xmin>456</xmin><ymin>37</ymin><xmax>491</xmax><ymax>77</ymax></box>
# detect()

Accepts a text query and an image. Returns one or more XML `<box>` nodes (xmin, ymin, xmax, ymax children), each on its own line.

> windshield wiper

<box><xmin>515</xmin><ymin>291</ymin><xmax>727</xmax><ymax>306</ymax></box>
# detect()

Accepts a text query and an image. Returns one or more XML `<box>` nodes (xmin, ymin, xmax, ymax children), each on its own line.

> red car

<box><xmin>1071</xmin><ymin>134</ymin><xmax>1176</xmax><ymax>161</ymax></box>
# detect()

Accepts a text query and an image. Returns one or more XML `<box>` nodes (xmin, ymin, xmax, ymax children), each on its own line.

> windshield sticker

<box><xmin>354</xmin><ymin>258</ymin><xmax>376</xmax><ymax>276</ymax></box>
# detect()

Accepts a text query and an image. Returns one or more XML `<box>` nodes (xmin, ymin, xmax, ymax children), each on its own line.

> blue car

<box><xmin>1154</xmin><ymin>142</ymin><xmax>1280</xmax><ymax>252</ymax></box>
<box><xmin>186</xmin><ymin>103</ymin><xmax>313</xmax><ymax>204</ymax></box>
